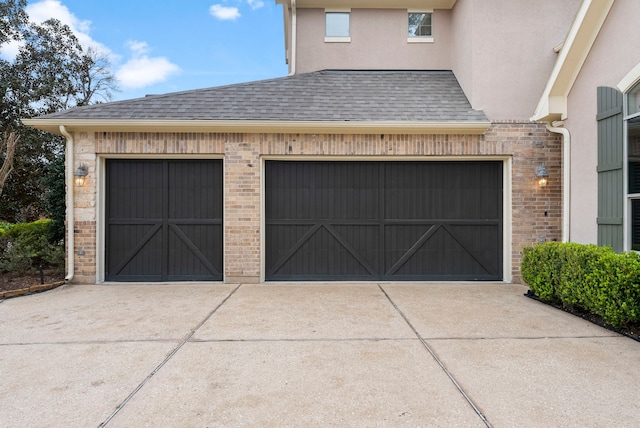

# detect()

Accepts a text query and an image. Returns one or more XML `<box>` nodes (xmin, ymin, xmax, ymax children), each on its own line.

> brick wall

<box><xmin>73</xmin><ymin>220</ymin><xmax>96</xmax><ymax>284</ymax></box>
<box><xmin>70</xmin><ymin>123</ymin><xmax>562</xmax><ymax>283</ymax></box>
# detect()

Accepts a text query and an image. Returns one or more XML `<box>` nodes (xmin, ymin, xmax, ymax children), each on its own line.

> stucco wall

<box><xmin>451</xmin><ymin>0</ymin><xmax>582</xmax><ymax>121</ymax></box>
<box><xmin>295</xmin><ymin>8</ymin><xmax>452</xmax><ymax>73</ymax></box>
<box><xmin>292</xmin><ymin>1</ymin><xmax>581</xmax><ymax>121</ymax></box>
<box><xmin>565</xmin><ymin>1</ymin><xmax>640</xmax><ymax>246</ymax></box>
<box><xmin>68</xmin><ymin>123</ymin><xmax>561</xmax><ymax>284</ymax></box>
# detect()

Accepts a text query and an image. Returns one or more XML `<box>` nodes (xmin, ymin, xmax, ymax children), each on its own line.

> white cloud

<box><xmin>116</xmin><ymin>40</ymin><xmax>180</xmax><ymax>89</ymax></box>
<box><xmin>26</xmin><ymin>0</ymin><xmax>112</xmax><ymax>57</ymax></box>
<box><xmin>209</xmin><ymin>4</ymin><xmax>241</xmax><ymax>20</ymax></box>
<box><xmin>247</xmin><ymin>0</ymin><xmax>265</xmax><ymax>10</ymax></box>
<box><xmin>125</xmin><ymin>40</ymin><xmax>150</xmax><ymax>56</ymax></box>
<box><xmin>0</xmin><ymin>0</ymin><xmax>117</xmax><ymax>62</ymax></box>
<box><xmin>0</xmin><ymin>40</ymin><xmax>21</xmax><ymax>60</ymax></box>
<box><xmin>0</xmin><ymin>1</ymin><xmax>182</xmax><ymax>93</ymax></box>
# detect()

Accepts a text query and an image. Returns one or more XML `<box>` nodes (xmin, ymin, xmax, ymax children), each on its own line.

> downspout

<box><xmin>289</xmin><ymin>0</ymin><xmax>297</xmax><ymax>75</ymax></box>
<box><xmin>59</xmin><ymin>125</ymin><xmax>74</xmax><ymax>282</ymax></box>
<box><xmin>546</xmin><ymin>121</ymin><xmax>571</xmax><ymax>243</ymax></box>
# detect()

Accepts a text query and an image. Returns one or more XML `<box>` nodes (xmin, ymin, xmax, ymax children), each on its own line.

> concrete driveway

<box><xmin>1</xmin><ymin>282</ymin><xmax>639</xmax><ymax>427</ymax></box>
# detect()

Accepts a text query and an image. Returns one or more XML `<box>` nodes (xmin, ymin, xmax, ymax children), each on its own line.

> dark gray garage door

<box><xmin>105</xmin><ymin>159</ymin><xmax>223</xmax><ymax>281</ymax></box>
<box><xmin>265</xmin><ymin>161</ymin><xmax>503</xmax><ymax>281</ymax></box>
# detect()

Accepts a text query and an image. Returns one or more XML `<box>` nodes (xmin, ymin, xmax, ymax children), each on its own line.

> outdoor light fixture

<box><xmin>535</xmin><ymin>164</ymin><xmax>549</xmax><ymax>188</ymax></box>
<box><xmin>74</xmin><ymin>164</ymin><xmax>88</xmax><ymax>187</ymax></box>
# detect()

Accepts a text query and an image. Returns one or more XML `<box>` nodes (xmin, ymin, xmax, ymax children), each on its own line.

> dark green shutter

<box><xmin>597</xmin><ymin>86</ymin><xmax>624</xmax><ymax>252</ymax></box>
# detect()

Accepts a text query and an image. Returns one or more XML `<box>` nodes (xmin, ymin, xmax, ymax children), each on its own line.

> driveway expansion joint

<box><xmin>189</xmin><ymin>337</ymin><xmax>418</xmax><ymax>343</ymax></box>
<box><xmin>97</xmin><ymin>283</ymin><xmax>242</xmax><ymax>427</ymax></box>
<box><xmin>378</xmin><ymin>283</ymin><xmax>494</xmax><ymax>428</ymax></box>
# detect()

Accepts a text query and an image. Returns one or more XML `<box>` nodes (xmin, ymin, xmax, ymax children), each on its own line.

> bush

<box><xmin>521</xmin><ymin>242</ymin><xmax>640</xmax><ymax>327</ymax></box>
<box><xmin>0</xmin><ymin>222</ymin><xmax>12</xmax><ymax>237</ymax></box>
<box><xmin>0</xmin><ymin>219</ymin><xmax>64</xmax><ymax>274</ymax></box>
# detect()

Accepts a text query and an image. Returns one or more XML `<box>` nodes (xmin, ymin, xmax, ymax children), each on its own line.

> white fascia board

<box><xmin>22</xmin><ymin>119</ymin><xmax>491</xmax><ymax>136</ymax></box>
<box><xmin>296</xmin><ymin>0</ymin><xmax>456</xmax><ymax>8</ymax></box>
<box><xmin>530</xmin><ymin>0</ymin><xmax>614</xmax><ymax>122</ymax></box>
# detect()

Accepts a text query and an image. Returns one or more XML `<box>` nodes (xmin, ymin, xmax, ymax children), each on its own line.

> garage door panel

<box><xmin>266</xmin><ymin>224</ymin><xmax>317</xmax><ymax>276</ymax></box>
<box><xmin>389</xmin><ymin>226</ymin><xmax>498</xmax><ymax>280</ymax></box>
<box><xmin>268</xmin><ymin>225</ymin><xmax>378</xmax><ymax>279</ymax></box>
<box><xmin>169</xmin><ymin>162</ymin><xmax>223</xmax><ymax>220</ymax></box>
<box><xmin>385</xmin><ymin>162</ymin><xmax>501</xmax><ymax>220</ymax></box>
<box><xmin>109</xmin><ymin>224</ymin><xmax>164</xmax><ymax>281</ymax></box>
<box><xmin>167</xmin><ymin>224</ymin><xmax>223</xmax><ymax>279</ymax></box>
<box><xmin>107</xmin><ymin>162</ymin><xmax>164</xmax><ymax>220</ymax></box>
<box><xmin>106</xmin><ymin>160</ymin><xmax>223</xmax><ymax>282</ymax></box>
<box><xmin>265</xmin><ymin>161</ymin><xmax>503</xmax><ymax>281</ymax></box>
<box><xmin>266</xmin><ymin>162</ymin><xmax>381</xmax><ymax>221</ymax></box>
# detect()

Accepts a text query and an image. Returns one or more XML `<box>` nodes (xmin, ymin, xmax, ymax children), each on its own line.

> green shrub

<box><xmin>521</xmin><ymin>242</ymin><xmax>640</xmax><ymax>328</ymax></box>
<box><xmin>0</xmin><ymin>220</ymin><xmax>64</xmax><ymax>274</ymax></box>
<box><xmin>0</xmin><ymin>222</ymin><xmax>12</xmax><ymax>237</ymax></box>
<box><xmin>521</xmin><ymin>242</ymin><xmax>562</xmax><ymax>302</ymax></box>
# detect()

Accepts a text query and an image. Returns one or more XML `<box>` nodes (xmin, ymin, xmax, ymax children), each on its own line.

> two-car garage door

<box><xmin>105</xmin><ymin>160</ymin><xmax>503</xmax><ymax>282</ymax></box>
<box><xmin>265</xmin><ymin>161</ymin><xmax>503</xmax><ymax>281</ymax></box>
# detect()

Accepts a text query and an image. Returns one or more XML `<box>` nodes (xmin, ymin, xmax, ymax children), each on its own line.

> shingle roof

<box><xmin>36</xmin><ymin>70</ymin><xmax>487</xmax><ymax>123</ymax></box>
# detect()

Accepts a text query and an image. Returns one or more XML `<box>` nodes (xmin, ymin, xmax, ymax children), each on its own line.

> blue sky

<box><xmin>16</xmin><ymin>0</ymin><xmax>289</xmax><ymax>101</ymax></box>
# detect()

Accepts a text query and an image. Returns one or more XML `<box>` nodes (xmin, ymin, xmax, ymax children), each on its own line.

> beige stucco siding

<box><xmin>451</xmin><ymin>0</ymin><xmax>582</xmax><ymax>121</ymax></box>
<box><xmin>295</xmin><ymin>8</ymin><xmax>452</xmax><ymax>73</ymax></box>
<box><xmin>293</xmin><ymin>1</ymin><xmax>581</xmax><ymax>122</ymax></box>
<box><xmin>565</xmin><ymin>0</ymin><xmax>640</xmax><ymax>245</ymax></box>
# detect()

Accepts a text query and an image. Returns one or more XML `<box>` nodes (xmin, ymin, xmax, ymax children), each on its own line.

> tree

<box><xmin>76</xmin><ymin>47</ymin><xmax>118</xmax><ymax>106</ymax></box>
<box><xmin>42</xmin><ymin>152</ymin><xmax>65</xmax><ymax>242</ymax></box>
<box><xmin>0</xmin><ymin>131</ymin><xmax>18</xmax><ymax>197</ymax></box>
<box><xmin>0</xmin><ymin>4</ymin><xmax>118</xmax><ymax>222</ymax></box>
<box><xmin>0</xmin><ymin>0</ymin><xmax>28</xmax><ymax>45</ymax></box>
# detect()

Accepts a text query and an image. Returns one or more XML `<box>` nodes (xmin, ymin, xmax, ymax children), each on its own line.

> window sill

<box><xmin>325</xmin><ymin>36</ymin><xmax>351</xmax><ymax>43</ymax></box>
<box><xmin>407</xmin><ymin>37</ymin><xmax>434</xmax><ymax>43</ymax></box>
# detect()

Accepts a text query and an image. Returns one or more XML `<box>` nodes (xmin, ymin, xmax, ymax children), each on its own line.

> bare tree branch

<box><xmin>0</xmin><ymin>131</ymin><xmax>19</xmax><ymax>197</ymax></box>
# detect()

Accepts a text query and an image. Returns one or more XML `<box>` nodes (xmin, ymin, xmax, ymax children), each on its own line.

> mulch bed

<box><xmin>0</xmin><ymin>270</ymin><xmax>66</xmax><ymax>298</ymax></box>
<box><xmin>524</xmin><ymin>290</ymin><xmax>640</xmax><ymax>342</ymax></box>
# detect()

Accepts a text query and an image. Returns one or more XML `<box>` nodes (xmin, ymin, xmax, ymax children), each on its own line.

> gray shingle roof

<box><xmin>36</xmin><ymin>70</ymin><xmax>487</xmax><ymax>123</ymax></box>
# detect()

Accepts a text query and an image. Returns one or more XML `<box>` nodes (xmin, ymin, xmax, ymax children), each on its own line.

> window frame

<box><xmin>325</xmin><ymin>9</ymin><xmax>351</xmax><ymax>43</ymax></box>
<box><xmin>625</xmin><ymin>97</ymin><xmax>640</xmax><ymax>251</ymax></box>
<box><xmin>407</xmin><ymin>10</ymin><xmax>434</xmax><ymax>43</ymax></box>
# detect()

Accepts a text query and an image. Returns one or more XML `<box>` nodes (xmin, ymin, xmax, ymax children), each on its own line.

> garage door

<box><xmin>105</xmin><ymin>159</ymin><xmax>223</xmax><ymax>281</ymax></box>
<box><xmin>265</xmin><ymin>161</ymin><xmax>503</xmax><ymax>281</ymax></box>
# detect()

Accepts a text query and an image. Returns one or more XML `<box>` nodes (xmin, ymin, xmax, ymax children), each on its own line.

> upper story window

<box><xmin>325</xmin><ymin>11</ymin><xmax>351</xmax><ymax>42</ymax></box>
<box><xmin>408</xmin><ymin>11</ymin><xmax>433</xmax><ymax>43</ymax></box>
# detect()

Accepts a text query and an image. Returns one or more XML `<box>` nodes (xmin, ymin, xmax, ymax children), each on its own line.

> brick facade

<box><xmin>70</xmin><ymin>122</ymin><xmax>562</xmax><ymax>283</ymax></box>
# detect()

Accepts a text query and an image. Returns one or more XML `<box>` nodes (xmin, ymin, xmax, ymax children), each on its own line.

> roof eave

<box><xmin>277</xmin><ymin>0</ymin><xmax>457</xmax><ymax>9</ymax></box>
<box><xmin>22</xmin><ymin>119</ymin><xmax>491</xmax><ymax>136</ymax></box>
<box><xmin>530</xmin><ymin>0</ymin><xmax>614</xmax><ymax>123</ymax></box>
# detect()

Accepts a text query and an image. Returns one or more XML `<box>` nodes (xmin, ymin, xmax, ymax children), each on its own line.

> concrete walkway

<box><xmin>1</xmin><ymin>282</ymin><xmax>639</xmax><ymax>427</ymax></box>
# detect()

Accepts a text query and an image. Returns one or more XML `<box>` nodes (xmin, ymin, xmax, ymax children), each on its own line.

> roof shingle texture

<box><xmin>39</xmin><ymin>70</ymin><xmax>487</xmax><ymax>122</ymax></box>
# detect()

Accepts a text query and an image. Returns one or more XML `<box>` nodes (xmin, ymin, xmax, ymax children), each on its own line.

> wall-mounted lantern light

<box><xmin>74</xmin><ymin>164</ymin><xmax>88</xmax><ymax>187</ymax></box>
<box><xmin>535</xmin><ymin>164</ymin><xmax>549</xmax><ymax>188</ymax></box>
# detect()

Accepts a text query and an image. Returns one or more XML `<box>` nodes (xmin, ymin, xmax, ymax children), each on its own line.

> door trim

<box><xmin>261</xmin><ymin>156</ymin><xmax>512</xmax><ymax>282</ymax></box>
<box><xmin>97</xmin><ymin>154</ymin><xmax>225</xmax><ymax>283</ymax></box>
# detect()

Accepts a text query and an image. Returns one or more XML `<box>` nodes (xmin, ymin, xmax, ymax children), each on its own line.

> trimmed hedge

<box><xmin>521</xmin><ymin>242</ymin><xmax>640</xmax><ymax>327</ymax></box>
<box><xmin>0</xmin><ymin>219</ymin><xmax>64</xmax><ymax>274</ymax></box>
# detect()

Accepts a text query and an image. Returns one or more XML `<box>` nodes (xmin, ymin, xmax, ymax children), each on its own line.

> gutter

<box><xmin>59</xmin><ymin>125</ymin><xmax>75</xmax><ymax>282</ymax></box>
<box><xmin>290</xmin><ymin>0</ymin><xmax>297</xmax><ymax>75</ymax></box>
<box><xmin>22</xmin><ymin>119</ymin><xmax>492</xmax><ymax>136</ymax></box>
<box><xmin>546</xmin><ymin>121</ymin><xmax>571</xmax><ymax>243</ymax></box>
